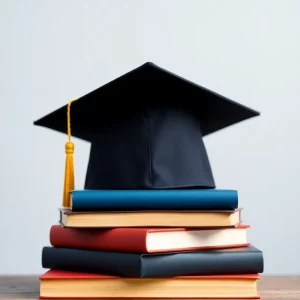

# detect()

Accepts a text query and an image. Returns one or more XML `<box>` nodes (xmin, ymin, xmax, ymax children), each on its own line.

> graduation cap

<box><xmin>34</xmin><ymin>62</ymin><xmax>260</xmax><ymax>207</ymax></box>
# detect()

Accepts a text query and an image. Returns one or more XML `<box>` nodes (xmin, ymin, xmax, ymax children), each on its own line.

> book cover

<box><xmin>70</xmin><ymin>189</ymin><xmax>238</xmax><ymax>211</ymax></box>
<box><xmin>42</xmin><ymin>245</ymin><xmax>263</xmax><ymax>278</ymax></box>
<box><xmin>50</xmin><ymin>224</ymin><xmax>249</xmax><ymax>253</ymax></box>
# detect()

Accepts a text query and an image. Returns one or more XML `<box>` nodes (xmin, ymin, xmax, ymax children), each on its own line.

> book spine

<box><xmin>71</xmin><ymin>189</ymin><xmax>238</xmax><ymax>211</ymax></box>
<box><xmin>50</xmin><ymin>225</ymin><xmax>148</xmax><ymax>252</ymax></box>
<box><xmin>42</xmin><ymin>247</ymin><xmax>142</xmax><ymax>277</ymax></box>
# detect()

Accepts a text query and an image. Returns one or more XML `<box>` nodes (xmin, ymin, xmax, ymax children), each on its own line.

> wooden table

<box><xmin>0</xmin><ymin>275</ymin><xmax>299</xmax><ymax>299</ymax></box>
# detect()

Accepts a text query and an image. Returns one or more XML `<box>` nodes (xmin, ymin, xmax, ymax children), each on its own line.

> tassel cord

<box><xmin>62</xmin><ymin>98</ymin><xmax>77</xmax><ymax>207</ymax></box>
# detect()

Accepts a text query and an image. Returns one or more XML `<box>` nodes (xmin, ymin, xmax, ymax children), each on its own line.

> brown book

<box><xmin>39</xmin><ymin>270</ymin><xmax>260</xmax><ymax>299</ymax></box>
<box><xmin>59</xmin><ymin>208</ymin><xmax>242</xmax><ymax>228</ymax></box>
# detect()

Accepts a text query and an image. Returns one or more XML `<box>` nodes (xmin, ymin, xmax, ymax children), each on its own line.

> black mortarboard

<box><xmin>33</xmin><ymin>62</ymin><xmax>259</xmax><ymax>207</ymax></box>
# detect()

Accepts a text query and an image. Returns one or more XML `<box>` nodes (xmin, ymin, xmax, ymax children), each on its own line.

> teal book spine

<box><xmin>70</xmin><ymin>189</ymin><xmax>238</xmax><ymax>211</ymax></box>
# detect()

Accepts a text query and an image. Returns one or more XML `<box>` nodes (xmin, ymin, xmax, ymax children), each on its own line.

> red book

<box><xmin>39</xmin><ymin>270</ymin><xmax>260</xmax><ymax>299</ymax></box>
<box><xmin>50</xmin><ymin>224</ymin><xmax>250</xmax><ymax>253</ymax></box>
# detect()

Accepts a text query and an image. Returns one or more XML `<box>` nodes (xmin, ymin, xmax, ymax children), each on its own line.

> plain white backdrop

<box><xmin>0</xmin><ymin>0</ymin><xmax>299</xmax><ymax>275</ymax></box>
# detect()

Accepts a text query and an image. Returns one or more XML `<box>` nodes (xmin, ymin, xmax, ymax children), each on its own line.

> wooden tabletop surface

<box><xmin>0</xmin><ymin>275</ymin><xmax>299</xmax><ymax>299</ymax></box>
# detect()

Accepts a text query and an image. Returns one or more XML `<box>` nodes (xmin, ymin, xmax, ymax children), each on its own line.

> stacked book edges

<box><xmin>39</xmin><ymin>189</ymin><xmax>264</xmax><ymax>299</ymax></box>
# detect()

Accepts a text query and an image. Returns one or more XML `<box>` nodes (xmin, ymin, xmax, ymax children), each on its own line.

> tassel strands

<box><xmin>62</xmin><ymin>98</ymin><xmax>77</xmax><ymax>208</ymax></box>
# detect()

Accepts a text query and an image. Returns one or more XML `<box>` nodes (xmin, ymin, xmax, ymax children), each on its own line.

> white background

<box><xmin>1</xmin><ymin>0</ymin><xmax>299</xmax><ymax>274</ymax></box>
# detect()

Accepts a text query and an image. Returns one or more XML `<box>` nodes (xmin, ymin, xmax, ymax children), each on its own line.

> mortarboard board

<box><xmin>33</xmin><ymin>62</ymin><xmax>260</xmax><ymax>207</ymax></box>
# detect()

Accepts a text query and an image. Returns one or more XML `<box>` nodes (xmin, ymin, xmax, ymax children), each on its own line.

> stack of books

<box><xmin>39</xmin><ymin>188</ymin><xmax>264</xmax><ymax>299</ymax></box>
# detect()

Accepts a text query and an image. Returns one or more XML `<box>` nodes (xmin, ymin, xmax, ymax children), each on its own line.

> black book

<box><xmin>42</xmin><ymin>245</ymin><xmax>263</xmax><ymax>278</ymax></box>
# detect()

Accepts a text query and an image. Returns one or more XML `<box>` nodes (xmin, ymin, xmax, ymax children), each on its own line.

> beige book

<box><xmin>59</xmin><ymin>208</ymin><xmax>242</xmax><ymax>228</ymax></box>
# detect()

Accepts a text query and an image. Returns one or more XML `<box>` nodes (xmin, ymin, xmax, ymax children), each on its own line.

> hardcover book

<box><xmin>50</xmin><ymin>224</ymin><xmax>249</xmax><ymax>253</ymax></box>
<box><xmin>39</xmin><ymin>270</ymin><xmax>260</xmax><ymax>299</ymax></box>
<box><xmin>59</xmin><ymin>208</ymin><xmax>242</xmax><ymax>228</ymax></box>
<box><xmin>42</xmin><ymin>245</ymin><xmax>264</xmax><ymax>278</ymax></box>
<box><xmin>69</xmin><ymin>189</ymin><xmax>238</xmax><ymax>211</ymax></box>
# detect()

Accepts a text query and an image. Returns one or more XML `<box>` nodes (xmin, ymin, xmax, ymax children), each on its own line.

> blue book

<box><xmin>70</xmin><ymin>189</ymin><xmax>238</xmax><ymax>211</ymax></box>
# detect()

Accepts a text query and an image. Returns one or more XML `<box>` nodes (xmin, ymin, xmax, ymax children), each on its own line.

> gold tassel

<box><xmin>62</xmin><ymin>98</ymin><xmax>77</xmax><ymax>208</ymax></box>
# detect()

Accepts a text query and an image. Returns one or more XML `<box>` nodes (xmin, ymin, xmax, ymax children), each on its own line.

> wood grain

<box><xmin>0</xmin><ymin>275</ymin><xmax>299</xmax><ymax>299</ymax></box>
